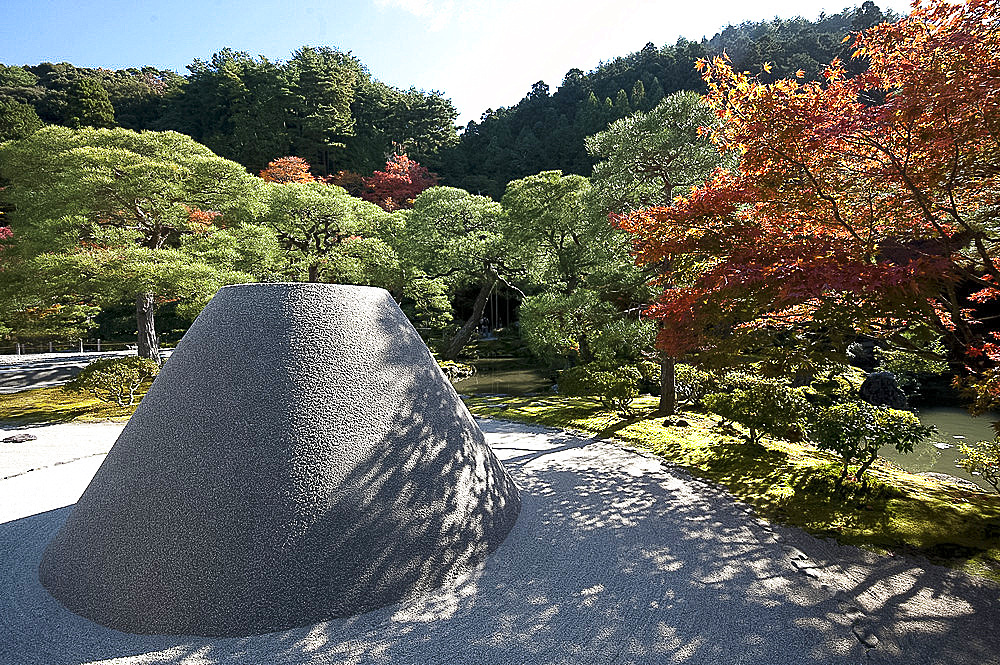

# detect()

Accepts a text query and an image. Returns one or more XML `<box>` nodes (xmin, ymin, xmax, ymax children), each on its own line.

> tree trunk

<box><xmin>658</xmin><ymin>353</ymin><xmax>676</xmax><ymax>415</ymax></box>
<box><xmin>136</xmin><ymin>292</ymin><xmax>160</xmax><ymax>364</ymax></box>
<box><xmin>856</xmin><ymin>452</ymin><xmax>879</xmax><ymax>487</ymax></box>
<box><xmin>443</xmin><ymin>272</ymin><xmax>497</xmax><ymax>361</ymax></box>
<box><xmin>308</xmin><ymin>264</ymin><xmax>320</xmax><ymax>283</ymax></box>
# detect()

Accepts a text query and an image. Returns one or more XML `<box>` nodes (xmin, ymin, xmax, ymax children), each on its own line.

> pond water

<box><xmin>453</xmin><ymin>357</ymin><xmax>553</xmax><ymax>396</ymax></box>
<box><xmin>878</xmin><ymin>407</ymin><xmax>997</xmax><ymax>491</ymax></box>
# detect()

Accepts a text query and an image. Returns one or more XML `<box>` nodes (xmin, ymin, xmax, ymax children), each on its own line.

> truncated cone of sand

<box><xmin>39</xmin><ymin>283</ymin><xmax>521</xmax><ymax>637</ymax></box>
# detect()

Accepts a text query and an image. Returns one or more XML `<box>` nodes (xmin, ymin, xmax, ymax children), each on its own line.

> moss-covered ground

<box><xmin>0</xmin><ymin>386</ymin><xmax>145</xmax><ymax>424</ymax></box>
<box><xmin>466</xmin><ymin>394</ymin><xmax>1000</xmax><ymax>582</ymax></box>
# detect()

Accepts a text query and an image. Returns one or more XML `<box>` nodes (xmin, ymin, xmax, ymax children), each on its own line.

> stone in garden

<box><xmin>846</xmin><ymin>338</ymin><xmax>878</xmax><ymax>371</ymax></box>
<box><xmin>858</xmin><ymin>371</ymin><xmax>908</xmax><ymax>409</ymax></box>
<box><xmin>39</xmin><ymin>283</ymin><xmax>520</xmax><ymax>637</ymax></box>
<box><xmin>2</xmin><ymin>433</ymin><xmax>37</xmax><ymax>443</ymax></box>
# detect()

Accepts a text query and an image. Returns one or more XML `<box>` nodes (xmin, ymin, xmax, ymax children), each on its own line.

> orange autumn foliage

<box><xmin>326</xmin><ymin>169</ymin><xmax>365</xmax><ymax>197</ymax></box>
<box><xmin>259</xmin><ymin>156</ymin><xmax>316</xmax><ymax>184</ymax></box>
<box><xmin>617</xmin><ymin>0</ymin><xmax>1000</xmax><ymax>370</ymax></box>
<box><xmin>185</xmin><ymin>206</ymin><xmax>222</xmax><ymax>233</ymax></box>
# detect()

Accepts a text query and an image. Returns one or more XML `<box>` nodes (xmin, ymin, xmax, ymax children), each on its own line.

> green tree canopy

<box><xmin>501</xmin><ymin>170</ymin><xmax>600</xmax><ymax>291</ymax></box>
<box><xmin>501</xmin><ymin>170</ymin><xmax>652</xmax><ymax>368</ymax></box>
<box><xmin>64</xmin><ymin>77</ymin><xmax>116</xmax><ymax>128</ymax></box>
<box><xmin>401</xmin><ymin>186</ymin><xmax>509</xmax><ymax>358</ymax></box>
<box><xmin>586</xmin><ymin>90</ymin><xmax>726</xmax><ymax>213</ymax></box>
<box><xmin>0</xmin><ymin>97</ymin><xmax>43</xmax><ymax>142</ymax></box>
<box><xmin>0</xmin><ymin>126</ymin><xmax>273</xmax><ymax>358</ymax></box>
<box><xmin>259</xmin><ymin>180</ymin><xmax>397</xmax><ymax>285</ymax></box>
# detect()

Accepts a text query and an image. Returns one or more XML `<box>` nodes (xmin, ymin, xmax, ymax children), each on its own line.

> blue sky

<box><xmin>1</xmin><ymin>0</ymin><xmax>915</xmax><ymax>126</ymax></box>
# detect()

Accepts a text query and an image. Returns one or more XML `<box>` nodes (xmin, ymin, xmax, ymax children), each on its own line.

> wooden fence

<box><xmin>0</xmin><ymin>339</ymin><xmax>140</xmax><ymax>356</ymax></box>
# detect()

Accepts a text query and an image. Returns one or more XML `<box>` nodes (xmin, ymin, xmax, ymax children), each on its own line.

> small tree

<box><xmin>809</xmin><ymin>401</ymin><xmax>934</xmax><ymax>486</ymax></box>
<box><xmin>558</xmin><ymin>363</ymin><xmax>641</xmax><ymax>417</ymax></box>
<box><xmin>0</xmin><ymin>98</ymin><xmax>43</xmax><ymax>142</ymax></box>
<box><xmin>400</xmin><ymin>186</ymin><xmax>509</xmax><ymax>359</ymax></box>
<box><xmin>362</xmin><ymin>154</ymin><xmax>437</xmax><ymax>211</ymax></box>
<box><xmin>586</xmin><ymin>91</ymin><xmax>727</xmax><ymax>416</ymax></box>
<box><xmin>704</xmin><ymin>378</ymin><xmax>811</xmax><ymax>445</ymax></box>
<box><xmin>260</xmin><ymin>181</ymin><xmax>394</xmax><ymax>284</ymax></box>
<box><xmin>65</xmin><ymin>357</ymin><xmax>159</xmax><ymax>407</ymax></box>
<box><xmin>260</xmin><ymin>156</ymin><xmax>316</xmax><ymax>183</ymax></box>
<box><xmin>957</xmin><ymin>439</ymin><xmax>1000</xmax><ymax>493</ymax></box>
<box><xmin>519</xmin><ymin>289</ymin><xmax>618</xmax><ymax>366</ymax></box>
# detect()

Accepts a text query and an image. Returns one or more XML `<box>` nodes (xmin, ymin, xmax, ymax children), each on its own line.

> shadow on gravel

<box><xmin>3</xmin><ymin>423</ymin><xmax>998</xmax><ymax>664</ymax></box>
<box><xmin>0</xmin><ymin>361</ymin><xmax>84</xmax><ymax>394</ymax></box>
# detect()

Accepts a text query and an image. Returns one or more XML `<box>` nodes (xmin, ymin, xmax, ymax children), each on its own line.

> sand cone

<box><xmin>40</xmin><ymin>283</ymin><xmax>520</xmax><ymax>636</ymax></box>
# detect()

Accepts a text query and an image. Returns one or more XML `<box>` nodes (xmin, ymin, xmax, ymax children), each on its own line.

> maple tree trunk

<box><xmin>443</xmin><ymin>273</ymin><xmax>496</xmax><ymax>361</ymax></box>
<box><xmin>658</xmin><ymin>353</ymin><xmax>676</xmax><ymax>416</ymax></box>
<box><xmin>136</xmin><ymin>292</ymin><xmax>160</xmax><ymax>364</ymax></box>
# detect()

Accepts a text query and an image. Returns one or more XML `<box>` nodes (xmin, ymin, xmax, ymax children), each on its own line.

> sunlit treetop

<box><xmin>259</xmin><ymin>156</ymin><xmax>317</xmax><ymax>184</ymax></box>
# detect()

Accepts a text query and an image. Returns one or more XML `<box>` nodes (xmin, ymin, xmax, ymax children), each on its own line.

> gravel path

<box><xmin>1</xmin><ymin>422</ymin><xmax>126</xmax><ymax>479</ymax></box>
<box><xmin>0</xmin><ymin>419</ymin><xmax>997</xmax><ymax>664</ymax></box>
<box><xmin>0</xmin><ymin>351</ymin><xmax>171</xmax><ymax>393</ymax></box>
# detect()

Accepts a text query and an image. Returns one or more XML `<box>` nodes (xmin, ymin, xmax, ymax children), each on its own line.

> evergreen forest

<box><xmin>0</xmin><ymin>1</ymin><xmax>896</xmax><ymax>194</ymax></box>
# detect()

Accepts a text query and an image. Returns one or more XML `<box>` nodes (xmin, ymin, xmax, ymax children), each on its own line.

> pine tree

<box><xmin>0</xmin><ymin>98</ymin><xmax>44</xmax><ymax>141</ymax></box>
<box><xmin>631</xmin><ymin>80</ymin><xmax>646</xmax><ymax>111</ymax></box>
<box><xmin>614</xmin><ymin>89</ymin><xmax>631</xmax><ymax>118</ymax></box>
<box><xmin>647</xmin><ymin>77</ymin><xmax>666</xmax><ymax>107</ymax></box>
<box><xmin>287</xmin><ymin>47</ymin><xmax>357</xmax><ymax>176</ymax></box>
<box><xmin>65</xmin><ymin>78</ymin><xmax>115</xmax><ymax>128</ymax></box>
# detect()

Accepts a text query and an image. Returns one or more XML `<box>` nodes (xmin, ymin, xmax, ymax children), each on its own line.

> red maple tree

<box><xmin>616</xmin><ymin>0</ymin><xmax>1000</xmax><ymax>376</ymax></box>
<box><xmin>326</xmin><ymin>169</ymin><xmax>365</xmax><ymax>197</ymax></box>
<box><xmin>259</xmin><ymin>156</ymin><xmax>316</xmax><ymax>184</ymax></box>
<box><xmin>361</xmin><ymin>154</ymin><xmax>437</xmax><ymax>211</ymax></box>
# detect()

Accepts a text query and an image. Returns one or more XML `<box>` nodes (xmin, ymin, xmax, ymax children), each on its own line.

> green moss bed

<box><xmin>466</xmin><ymin>394</ymin><xmax>1000</xmax><ymax>583</ymax></box>
<box><xmin>0</xmin><ymin>385</ymin><xmax>145</xmax><ymax>423</ymax></box>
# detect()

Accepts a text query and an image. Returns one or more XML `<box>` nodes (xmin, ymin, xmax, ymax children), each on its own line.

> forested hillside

<box><xmin>0</xmin><ymin>47</ymin><xmax>459</xmax><ymax>176</ymax></box>
<box><xmin>0</xmin><ymin>1</ymin><xmax>897</xmax><ymax>195</ymax></box>
<box><xmin>436</xmin><ymin>0</ymin><xmax>897</xmax><ymax>197</ymax></box>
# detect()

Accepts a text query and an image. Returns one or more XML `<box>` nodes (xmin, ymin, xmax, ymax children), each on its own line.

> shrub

<box><xmin>65</xmin><ymin>356</ymin><xmax>159</xmax><ymax>407</ymax></box>
<box><xmin>957</xmin><ymin>439</ymin><xmax>1000</xmax><ymax>493</ymax></box>
<box><xmin>714</xmin><ymin>370</ymin><xmax>758</xmax><ymax>393</ymax></box>
<box><xmin>438</xmin><ymin>359</ymin><xmax>476</xmax><ymax>382</ymax></box>
<box><xmin>809</xmin><ymin>401</ymin><xmax>934</xmax><ymax>486</ymax></box>
<box><xmin>675</xmin><ymin>364</ymin><xmax>715</xmax><ymax>406</ymax></box>
<box><xmin>635</xmin><ymin>359</ymin><xmax>660</xmax><ymax>394</ymax></box>
<box><xmin>558</xmin><ymin>363</ymin><xmax>641</xmax><ymax>417</ymax></box>
<box><xmin>703</xmin><ymin>378</ymin><xmax>811</xmax><ymax>445</ymax></box>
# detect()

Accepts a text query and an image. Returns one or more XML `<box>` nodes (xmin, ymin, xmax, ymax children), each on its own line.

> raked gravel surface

<box><xmin>0</xmin><ymin>418</ymin><xmax>998</xmax><ymax>665</ymax></box>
